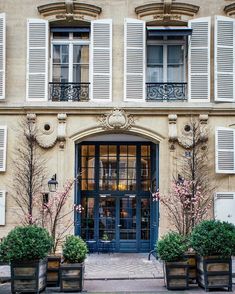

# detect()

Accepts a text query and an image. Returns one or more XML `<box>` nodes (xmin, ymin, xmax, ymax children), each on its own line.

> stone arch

<box><xmin>70</xmin><ymin>126</ymin><xmax>165</xmax><ymax>144</ymax></box>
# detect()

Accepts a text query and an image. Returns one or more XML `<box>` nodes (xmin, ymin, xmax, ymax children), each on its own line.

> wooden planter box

<box><xmin>184</xmin><ymin>252</ymin><xmax>197</xmax><ymax>283</ymax></box>
<box><xmin>197</xmin><ymin>256</ymin><xmax>232</xmax><ymax>291</ymax></box>
<box><xmin>60</xmin><ymin>262</ymin><xmax>84</xmax><ymax>292</ymax></box>
<box><xmin>164</xmin><ymin>261</ymin><xmax>189</xmax><ymax>290</ymax></box>
<box><xmin>10</xmin><ymin>258</ymin><xmax>47</xmax><ymax>294</ymax></box>
<box><xmin>47</xmin><ymin>255</ymin><xmax>61</xmax><ymax>287</ymax></box>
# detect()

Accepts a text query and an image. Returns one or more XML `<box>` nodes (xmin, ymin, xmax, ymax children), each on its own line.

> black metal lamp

<box><xmin>48</xmin><ymin>174</ymin><xmax>58</xmax><ymax>192</ymax></box>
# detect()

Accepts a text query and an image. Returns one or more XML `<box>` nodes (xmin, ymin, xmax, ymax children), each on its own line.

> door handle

<box><xmin>118</xmin><ymin>224</ymin><xmax>122</xmax><ymax>227</ymax></box>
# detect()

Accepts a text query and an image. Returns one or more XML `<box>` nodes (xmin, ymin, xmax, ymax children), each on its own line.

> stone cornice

<box><xmin>1</xmin><ymin>103</ymin><xmax>235</xmax><ymax>116</ymax></box>
<box><xmin>135</xmin><ymin>2</ymin><xmax>199</xmax><ymax>23</ymax></box>
<box><xmin>38</xmin><ymin>1</ymin><xmax>102</xmax><ymax>21</ymax></box>
<box><xmin>224</xmin><ymin>3</ymin><xmax>235</xmax><ymax>16</ymax></box>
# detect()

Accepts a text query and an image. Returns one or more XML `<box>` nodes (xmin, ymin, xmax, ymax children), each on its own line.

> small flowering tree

<box><xmin>152</xmin><ymin>119</ymin><xmax>214</xmax><ymax>236</ymax></box>
<box><xmin>153</xmin><ymin>180</ymin><xmax>212</xmax><ymax>236</ymax></box>
<box><xmin>34</xmin><ymin>177</ymin><xmax>83</xmax><ymax>254</ymax></box>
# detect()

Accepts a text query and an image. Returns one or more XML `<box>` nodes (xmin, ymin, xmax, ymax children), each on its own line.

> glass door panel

<box><xmin>141</xmin><ymin>198</ymin><xmax>150</xmax><ymax>240</ymax></box>
<box><xmin>119</xmin><ymin>197</ymin><xmax>137</xmax><ymax>240</ymax></box>
<box><xmin>99</xmin><ymin>197</ymin><xmax>115</xmax><ymax>240</ymax></box>
<box><xmin>81</xmin><ymin>197</ymin><xmax>95</xmax><ymax>240</ymax></box>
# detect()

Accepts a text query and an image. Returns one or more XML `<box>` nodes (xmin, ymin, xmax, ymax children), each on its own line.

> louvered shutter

<box><xmin>0</xmin><ymin>190</ymin><xmax>6</xmax><ymax>225</ymax></box>
<box><xmin>188</xmin><ymin>17</ymin><xmax>210</xmax><ymax>102</ymax></box>
<box><xmin>124</xmin><ymin>18</ymin><xmax>145</xmax><ymax>101</ymax></box>
<box><xmin>214</xmin><ymin>192</ymin><xmax>235</xmax><ymax>224</ymax></box>
<box><xmin>0</xmin><ymin>126</ymin><xmax>7</xmax><ymax>172</ymax></box>
<box><xmin>27</xmin><ymin>19</ymin><xmax>48</xmax><ymax>101</ymax></box>
<box><xmin>90</xmin><ymin>19</ymin><xmax>112</xmax><ymax>101</ymax></box>
<box><xmin>0</xmin><ymin>13</ymin><xmax>6</xmax><ymax>100</ymax></box>
<box><xmin>215</xmin><ymin>127</ymin><xmax>235</xmax><ymax>173</ymax></box>
<box><xmin>215</xmin><ymin>16</ymin><xmax>235</xmax><ymax>102</ymax></box>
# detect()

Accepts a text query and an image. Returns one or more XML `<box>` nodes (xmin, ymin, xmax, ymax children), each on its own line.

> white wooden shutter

<box><xmin>90</xmin><ymin>19</ymin><xmax>112</xmax><ymax>101</ymax></box>
<box><xmin>0</xmin><ymin>126</ymin><xmax>7</xmax><ymax>172</ymax></box>
<box><xmin>124</xmin><ymin>18</ymin><xmax>145</xmax><ymax>102</ymax></box>
<box><xmin>215</xmin><ymin>16</ymin><xmax>235</xmax><ymax>102</ymax></box>
<box><xmin>188</xmin><ymin>17</ymin><xmax>210</xmax><ymax>102</ymax></box>
<box><xmin>0</xmin><ymin>13</ymin><xmax>6</xmax><ymax>100</ymax></box>
<box><xmin>215</xmin><ymin>127</ymin><xmax>235</xmax><ymax>173</ymax></box>
<box><xmin>214</xmin><ymin>192</ymin><xmax>235</xmax><ymax>225</ymax></box>
<box><xmin>0</xmin><ymin>190</ymin><xmax>6</xmax><ymax>225</ymax></box>
<box><xmin>26</xmin><ymin>19</ymin><xmax>48</xmax><ymax>101</ymax></box>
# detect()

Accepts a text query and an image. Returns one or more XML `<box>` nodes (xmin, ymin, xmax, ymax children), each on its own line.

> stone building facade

<box><xmin>0</xmin><ymin>0</ymin><xmax>235</xmax><ymax>252</ymax></box>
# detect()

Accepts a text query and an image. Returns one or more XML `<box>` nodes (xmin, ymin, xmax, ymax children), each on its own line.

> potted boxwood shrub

<box><xmin>157</xmin><ymin>232</ymin><xmax>189</xmax><ymax>290</ymax></box>
<box><xmin>190</xmin><ymin>220</ymin><xmax>235</xmax><ymax>292</ymax></box>
<box><xmin>60</xmin><ymin>235</ymin><xmax>88</xmax><ymax>292</ymax></box>
<box><xmin>0</xmin><ymin>225</ymin><xmax>53</xmax><ymax>294</ymax></box>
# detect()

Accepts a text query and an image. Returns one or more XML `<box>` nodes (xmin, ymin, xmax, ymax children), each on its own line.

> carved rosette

<box><xmin>98</xmin><ymin>108</ymin><xmax>135</xmax><ymax>131</ymax></box>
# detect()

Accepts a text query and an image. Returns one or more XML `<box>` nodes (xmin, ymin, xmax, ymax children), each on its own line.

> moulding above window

<box><xmin>135</xmin><ymin>1</ymin><xmax>199</xmax><ymax>24</ymax></box>
<box><xmin>38</xmin><ymin>1</ymin><xmax>102</xmax><ymax>22</ymax></box>
<box><xmin>224</xmin><ymin>3</ymin><xmax>235</xmax><ymax>16</ymax></box>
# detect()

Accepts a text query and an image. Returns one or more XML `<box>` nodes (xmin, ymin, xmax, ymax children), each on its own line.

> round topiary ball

<box><xmin>62</xmin><ymin>235</ymin><xmax>88</xmax><ymax>264</ymax></box>
<box><xmin>0</xmin><ymin>225</ymin><xmax>53</xmax><ymax>262</ymax></box>
<box><xmin>190</xmin><ymin>220</ymin><xmax>235</xmax><ymax>257</ymax></box>
<box><xmin>157</xmin><ymin>232</ymin><xmax>188</xmax><ymax>262</ymax></box>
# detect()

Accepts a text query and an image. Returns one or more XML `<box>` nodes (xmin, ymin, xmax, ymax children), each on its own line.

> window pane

<box><xmin>147</xmin><ymin>45</ymin><xmax>163</xmax><ymax>64</ymax></box>
<box><xmin>147</xmin><ymin>45</ymin><xmax>163</xmax><ymax>82</ymax></box>
<box><xmin>167</xmin><ymin>45</ymin><xmax>184</xmax><ymax>82</ymax></box>
<box><xmin>73</xmin><ymin>45</ymin><xmax>89</xmax><ymax>63</ymax></box>
<box><xmin>73</xmin><ymin>32</ymin><xmax>89</xmax><ymax>40</ymax></box>
<box><xmin>52</xmin><ymin>65</ymin><xmax>69</xmax><ymax>82</ymax></box>
<box><xmin>73</xmin><ymin>64</ymin><xmax>89</xmax><ymax>83</ymax></box>
<box><xmin>52</xmin><ymin>32</ymin><xmax>69</xmax><ymax>39</ymax></box>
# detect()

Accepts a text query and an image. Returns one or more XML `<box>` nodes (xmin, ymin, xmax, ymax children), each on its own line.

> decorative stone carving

<box><xmin>98</xmin><ymin>108</ymin><xmax>135</xmax><ymax>130</ymax></box>
<box><xmin>25</xmin><ymin>113</ymin><xmax>67</xmax><ymax>150</ymax></box>
<box><xmin>38</xmin><ymin>1</ymin><xmax>102</xmax><ymax>21</ymax></box>
<box><xmin>168</xmin><ymin>114</ymin><xmax>178</xmax><ymax>141</ymax></box>
<box><xmin>224</xmin><ymin>3</ymin><xmax>235</xmax><ymax>17</ymax></box>
<box><xmin>57</xmin><ymin>113</ymin><xmax>67</xmax><ymax>149</ymax></box>
<box><xmin>135</xmin><ymin>2</ymin><xmax>199</xmax><ymax>23</ymax></box>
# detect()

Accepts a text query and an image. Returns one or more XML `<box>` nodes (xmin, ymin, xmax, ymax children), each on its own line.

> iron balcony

<box><xmin>146</xmin><ymin>82</ymin><xmax>187</xmax><ymax>101</ymax></box>
<box><xmin>49</xmin><ymin>82</ymin><xmax>90</xmax><ymax>102</ymax></box>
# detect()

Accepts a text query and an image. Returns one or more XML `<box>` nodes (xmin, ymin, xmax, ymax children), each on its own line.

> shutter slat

<box><xmin>0</xmin><ymin>13</ymin><xmax>6</xmax><ymax>100</ymax></box>
<box><xmin>91</xmin><ymin>19</ymin><xmax>112</xmax><ymax>101</ymax></box>
<box><xmin>0</xmin><ymin>126</ymin><xmax>7</xmax><ymax>172</ymax></box>
<box><xmin>216</xmin><ymin>128</ymin><xmax>235</xmax><ymax>173</ymax></box>
<box><xmin>0</xmin><ymin>190</ymin><xmax>6</xmax><ymax>226</ymax></box>
<box><xmin>188</xmin><ymin>17</ymin><xmax>210</xmax><ymax>102</ymax></box>
<box><xmin>124</xmin><ymin>18</ymin><xmax>145</xmax><ymax>101</ymax></box>
<box><xmin>27</xmin><ymin>19</ymin><xmax>48</xmax><ymax>101</ymax></box>
<box><xmin>215</xmin><ymin>16</ymin><xmax>235</xmax><ymax>102</ymax></box>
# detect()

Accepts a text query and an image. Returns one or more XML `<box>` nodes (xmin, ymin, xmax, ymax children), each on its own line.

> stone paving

<box><xmin>84</xmin><ymin>253</ymin><xmax>163</xmax><ymax>280</ymax></box>
<box><xmin>0</xmin><ymin>254</ymin><xmax>234</xmax><ymax>293</ymax></box>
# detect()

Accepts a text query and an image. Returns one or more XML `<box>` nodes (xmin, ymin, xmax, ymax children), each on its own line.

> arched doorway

<box><xmin>74</xmin><ymin>134</ymin><xmax>159</xmax><ymax>252</ymax></box>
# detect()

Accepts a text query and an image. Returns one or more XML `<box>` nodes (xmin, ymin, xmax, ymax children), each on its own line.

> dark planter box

<box><xmin>184</xmin><ymin>252</ymin><xmax>197</xmax><ymax>283</ymax></box>
<box><xmin>60</xmin><ymin>262</ymin><xmax>84</xmax><ymax>292</ymax></box>
<box><xmin>10</xmin><ymin>258</ymin><xmax>47</xmax><ymax>294</ymax></box>
<box><xmin>164</xmin><ymin>260</ymin><xmax>189</xmax><ymax>290</ymax></box>
<box><xmin>47</xmin><ymin>255</ymin><xmax>61</xmax><ymax>287</ymax></box>
<box><xmin>197</xmin><ymin>256</ymin><xmax>232</xmax><ymax>292</ymax></box>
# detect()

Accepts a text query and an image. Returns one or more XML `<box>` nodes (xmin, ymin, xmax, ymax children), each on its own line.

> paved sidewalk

<box><xmin>85</xmin><ymin>253</ymin><xmax>163</xmax><ymax>279</ymax></box>
<box><xmin>0</xmin><ymin>279</ymin><xmax>235</xmax><ymax>293</ymax></box>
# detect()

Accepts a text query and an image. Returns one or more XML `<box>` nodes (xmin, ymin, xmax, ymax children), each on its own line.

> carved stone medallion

<box><xmin>98</xmin><ymin>108</ymin><xmax>135</xmax><ymax>130</ymax></box>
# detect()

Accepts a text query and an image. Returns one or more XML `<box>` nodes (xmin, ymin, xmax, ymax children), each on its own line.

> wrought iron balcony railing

<box><xmin>49</xmin><ymin>82</ymin><xmax>90</xmax><ymax>102</ymax></box>
<box><xmin>146</xmin><ymin>83</ymin><xmax>187</xmax><ymax>101</ymax></box>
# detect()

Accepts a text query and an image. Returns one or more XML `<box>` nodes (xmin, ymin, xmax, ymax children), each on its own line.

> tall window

<box><xmin>147</xmin><ymin>36</ymin><xmax>186</xmax><ymax>83</ymax></box>
<box><xmin>51</xmin><ymin>30</ymin><xmax>89</xmax><ymax>83</ymax></box>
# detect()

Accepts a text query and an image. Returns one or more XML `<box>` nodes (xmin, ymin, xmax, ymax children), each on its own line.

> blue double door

<box><xmin>98</xmin><ymin>194</ymin><xmax>151</xmax><ymax>252</ymax></box>
<box><xmin>77</xmin><ymin>142</ymin><xmax>159</xmax><ymax>252</ymax></box>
